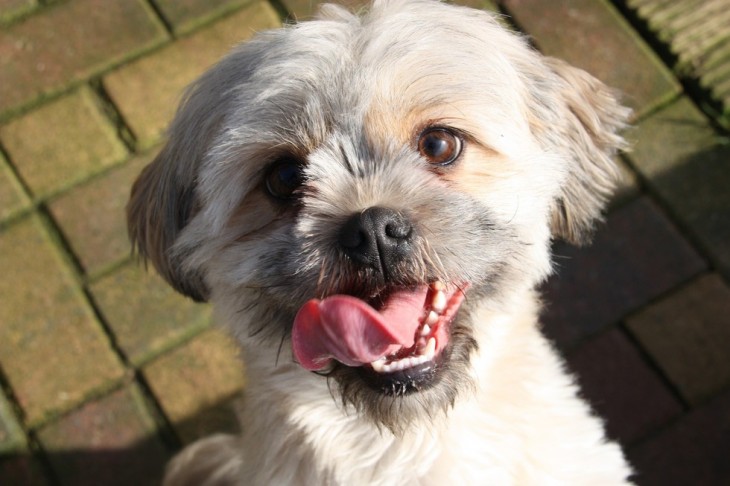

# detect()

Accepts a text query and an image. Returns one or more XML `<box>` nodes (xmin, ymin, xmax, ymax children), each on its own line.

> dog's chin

<box><xmin>316</xmin><ymin>303</ymin><xmax>479</xmax><ymax>434</ymax></box>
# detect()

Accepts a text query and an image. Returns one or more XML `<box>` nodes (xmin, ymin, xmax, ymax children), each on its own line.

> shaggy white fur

<box><xmin>128</xmin><ymin>0</ymin><xmax>633</xmax><ymax>484</ymax></box>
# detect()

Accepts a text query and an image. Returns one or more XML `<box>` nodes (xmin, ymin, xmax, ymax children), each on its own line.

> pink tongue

<box><xmin>292</xmin><ymin>287</ymin><xmax>428</xmax><ymax>370</ymax></box>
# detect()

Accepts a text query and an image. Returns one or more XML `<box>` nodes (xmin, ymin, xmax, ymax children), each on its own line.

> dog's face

<box><xmin>128</xmin><ymin>0</ymin><xmax>628</xmax><ymax>431</ymax></box>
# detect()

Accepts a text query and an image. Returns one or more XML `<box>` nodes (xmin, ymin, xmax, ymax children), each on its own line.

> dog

<box><xmin>127</xmin><ymin>0</ymin><xmax>633</xmax><ymax>483</ymax></box>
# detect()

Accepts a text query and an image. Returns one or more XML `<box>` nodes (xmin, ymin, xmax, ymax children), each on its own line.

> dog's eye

<box><xmin>417</xmin><ymin>127</ymin><xmax>463</xmax><ymax>166</ymax></box>
<box><xmin>265</xmin><ymin>158</ymin><xmax>305</xmax><ymax>200</ymax></box>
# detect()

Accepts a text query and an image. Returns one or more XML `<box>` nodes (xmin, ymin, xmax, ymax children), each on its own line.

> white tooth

<box><xmin>371</xmin><ymin>358</ymin><xmax>386</xmax><ymax>373</ymax></box>
<box><xmin>432</xmin><ymin>291</ymin><xmax>447</xmax><ymax>313</ymax></box>
<box><xmin>421</xmin><ymin>323</ymin><xmax>432</xmax><ymax>336</ymax></box>
<box><xmin>432</xmin><ymin>281</ymin><xmax>445</xmax><ymax>291</ymax></box>
<box><xmin>424</xmin><ymin>337</ymin><xmax>436</xmax><ymax>358</ymax></box>
<box><xmin>425</xmin><ymin>311</ymin><xmax>438</xmax><ymax>325</ymax></box>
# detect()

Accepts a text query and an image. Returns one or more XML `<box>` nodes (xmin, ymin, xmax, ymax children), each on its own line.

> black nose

<box><xmin>339</xmin><ymin>207</ymin><xmax>414</xmax><ymax>271</ymax></box>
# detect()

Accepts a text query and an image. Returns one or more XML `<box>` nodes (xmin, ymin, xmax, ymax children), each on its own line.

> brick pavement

<box><xmin>0</xmin><ymin>0</ymin><xmax>728</xmax><ymax>484</ymax></box>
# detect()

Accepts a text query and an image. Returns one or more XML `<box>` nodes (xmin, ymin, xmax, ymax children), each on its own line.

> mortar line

<box><xmin>145</xmin><ymin>0</ymin><xmax>176</xmax><ymax>37</ymax></box>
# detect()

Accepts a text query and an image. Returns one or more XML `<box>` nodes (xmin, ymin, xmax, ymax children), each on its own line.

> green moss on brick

<box><xmin>501</xmin><ymin>0</ymin><xmax>680</xmax><ymax>118</ymax></box>
<box><xmin>37</xmin><ymin>384</ymin><xmax>170</xmax><ymax>485</ymax></box>
<box><xmin>143</xmin><ymin>329</ymin><xmax>245</xmax><ymax>444</ymax></box>
<box><xmin>155</xmin><ymin>0</ymin><xmax>254</xmax><ymax>34</ymax></box>
<box><xmin>103</xmin><ymin>0</ymin><xmax>280</xmax><ymax>149</ymax></box>
<box><xmin>49</xmin><ymin>152</ymin><xmax>155</xmax><ymax>277</ymax></box>
<box><xmin>0</xmin><ymin>215</ymin><xmax>126</xmax><ymax>427</ymax></box>
<box><xmin>0</xmin><ymin>87</ymin><xmax>128</xmax><ymax>200</ymax></box>
<box><xmin>90</xmin><ymin>263</ymin><xmax>212</xmax><ymax>366</ymax></box>
<box><xmin>0</xmin><ymin>0</ymin><xmax>36</xmax><ymax>24</ymax></box>
<box><xmin>0</xmin><ymin>391</ymin><xmax>26</xmax><ymax>454</ymax></box>
<box><xmin>0</xmin><ymin>0</ymin><xmax>168</xmax><ymax>117</ymax></box>
<box><xmin>0</xmin><ymin>153</ymin><xmax>31</xmax><ymax>223</ymax></box>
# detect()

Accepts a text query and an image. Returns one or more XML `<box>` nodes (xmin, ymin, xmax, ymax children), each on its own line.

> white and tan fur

<box><xmin>128</xmin><ymin>1</ymin><xmax>633</xmax><ymax>483</ymax></box>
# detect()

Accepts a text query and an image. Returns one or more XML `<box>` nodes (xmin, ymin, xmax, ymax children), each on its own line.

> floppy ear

<box><xmin>127</xmin><ymin>142</ymin><xmax>209</xmax><ymax>302</ymax></box>
<box><xmin>126</xmin><ymin>66</ymin><xmax>234</xmax><ymax>302</ymax></box>
<box><xmin>531</xmin><ymin>58</ymin><xmax>630</xmax><ymax>244</ymax></box>
<box><xmin>127</xmin><ymin>34</ymin><xmax>277</xmax><ymax>301</ymax></box>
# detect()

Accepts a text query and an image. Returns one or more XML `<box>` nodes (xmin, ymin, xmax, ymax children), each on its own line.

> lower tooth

<box><xmin>425</xmin><ymin>311</ymin><xmax>438</xmax><ymax>325</ymax></box>
<box><xmin>371</xmin><ymin>358</ymin><xmax>386</xmax><ymax>372</ymax></box>
<box><xmin>371</xmin><ymin>338</ymin><xmax>439</xmax><ymax>374</ymax></box>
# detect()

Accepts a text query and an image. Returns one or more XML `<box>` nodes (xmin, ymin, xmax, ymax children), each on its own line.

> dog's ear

<box><xmin>127</xmin><ymin>142</ymin><xmax>209</xmax><ymax>302</ymax></box>
<box><xmin>531</xmin><ymin>58</ymin><xmax>630</xmax><ymax>245</ymax></box>
<box><xmin>127</xmin><ymin>68</ymin><xmax>233</xmax><ymax>302</ymax></box>
<box><xmin>127</xmin><ymin>36</ymin><xmax>273</xmax><ymax>301</ymax></box>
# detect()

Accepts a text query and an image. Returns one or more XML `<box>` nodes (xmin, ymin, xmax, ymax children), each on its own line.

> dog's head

<box><xmin>128</xmin><ymin>0</ymin><xmax>628</xmax><ymax>431</ymax></box>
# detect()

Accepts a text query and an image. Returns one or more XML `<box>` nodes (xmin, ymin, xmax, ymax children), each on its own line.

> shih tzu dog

<box><xmin>128</xmin><ymin>0</ymin><xmax>633</xmax><ymax>483</ymax></box>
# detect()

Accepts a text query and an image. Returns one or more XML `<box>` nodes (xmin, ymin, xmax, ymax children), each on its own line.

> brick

<box><xmin>281</xmin><ymin>0</ymin><xmax>352</xmax><ymax>19</ymax></box>
<box><xmin>280</xmin><ymin>0</ymin><xmax>320</xmax><ymax>19</ymax></box>
<box><xmin>627</xmin><ymin>273</ymin><xmax>730</xmax><ymax>405</ymax></box>
<box><xmin>0</xmin><ymin>391</ymin><xmax>26</xmax><ymax>454</ymax></box>
<box><xmin>628</xmin><ymin>97</ymin><xmax>730</xmax><ymax>280</ymax></box>
<box><xmin>90</xmin><ymin>262</ymin><xmax>212</xmax><ymax>366</ymax></box>
<box><xmin>0</xmin><ymin>216</ymin><xmax>125</xmax><ymax>426</ymax></box>
<box><xmin>567</xmin><ymin>328</ymin><xmax>682</xmax><ymax>445</ymax></box>
<box><xmin>37</xmin><ymin>385</ymin><xmax>170</xmax><ymax>486</ymax></box>
<box><xmin>0</xmin><ymin>392</ymin><xmax>48</xmax><ymax>484</ymax></box>
<box><xmin>0</xmin><ymin>455</ymin><xmax>49</xmax><ymax>486</ymax></box>
<box><xmin>0</xmin><ymin>87</ymin><xmax>128</xmax><ymax>199</ymax></box>
<box><xmin>155</xmin><ymin>0</ymin><xmax>252</xmax><ymax>34</ymax></box>
<box><xmin>0</xmin><ymin>153</ymin><xmax>31</xmax><ymax>222</ymax></box>
<box><xmin>500</xmin><ymin>0</ymin><xmax>680</xmax><ymax>117</ymax></box>
<box><xmin>0</xmin><ymin>0</ymin><xmax>167</xmax><ymax>116</ymax></box>
<box><xmin>281</xmin><ymin>0</ymin><xmax>498</xmax><ymax>21</ymax></box>
<box><xmin>627</xmin><ymin>389</ymin><xmax>730</xmax><ymax>486</ymax></box>
<box><xmin>610</xmin><ymin>157</ymin><xmax>640</xmax><ymax>208</ymax></box>
<box><xmin>454</xmin><ymin>0</ymin><xmax>498</xmax><ymax>11</ymax></box>
<box><xmin>281</xmin><ymin>0</ymin><xmax>498</xmax><ymax>22</ymax></box>
<box><xmin>541</xmin><ymin>196</ymin><xmax>706</xmax><ymax>350</ymax></box>
<box><xmin>103</xmin><ymin>1</ymin><xmax>280</xmax><ymax>149</ymax></box>
<box><xmin>49</xmin><ymin>153</ymin><xmax>154</xmax><ymax>277</ymax></box>
<box><xmin>626</xmin><ymin>0</ymin><xmax>730</xmax><ymax>127</ymax></box>
<box><xmin>144</xmin><ymin>329</ymin><xmax>245</xmax><ymax>444</ymax></box>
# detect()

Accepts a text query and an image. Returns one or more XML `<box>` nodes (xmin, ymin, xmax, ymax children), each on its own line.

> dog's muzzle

<box><xmin>292</xmin><ymin>206</ymin><xmax>467</xmax><ymax>396</ymax></box>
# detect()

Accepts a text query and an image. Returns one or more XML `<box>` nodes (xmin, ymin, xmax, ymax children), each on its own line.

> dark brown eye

<box><xmin>417</xmin><ymin>127</ymin><xmax>463</xmax><ymax>166</ymax></box>
<box><xmin>265</xmin><ymin>158</ymin><xmax>305</xmax><ymax>200</ymax></box>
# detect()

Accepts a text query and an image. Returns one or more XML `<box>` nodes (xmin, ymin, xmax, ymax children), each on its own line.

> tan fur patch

<box><xmin>440</xmin><ymin>146</ymin><xmax>510</xmax><ymax>197</ymax></box>
<box><xmin>363</xmin><ymin>99</ymin><xmax>421</xmax><ymax>150</ymax></box>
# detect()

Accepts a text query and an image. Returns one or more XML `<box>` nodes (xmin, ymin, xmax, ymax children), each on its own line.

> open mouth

<box><xmin>291</xmin><ymin>280</ymin><xmax>468</xmax><ymax>389</ymax></box>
